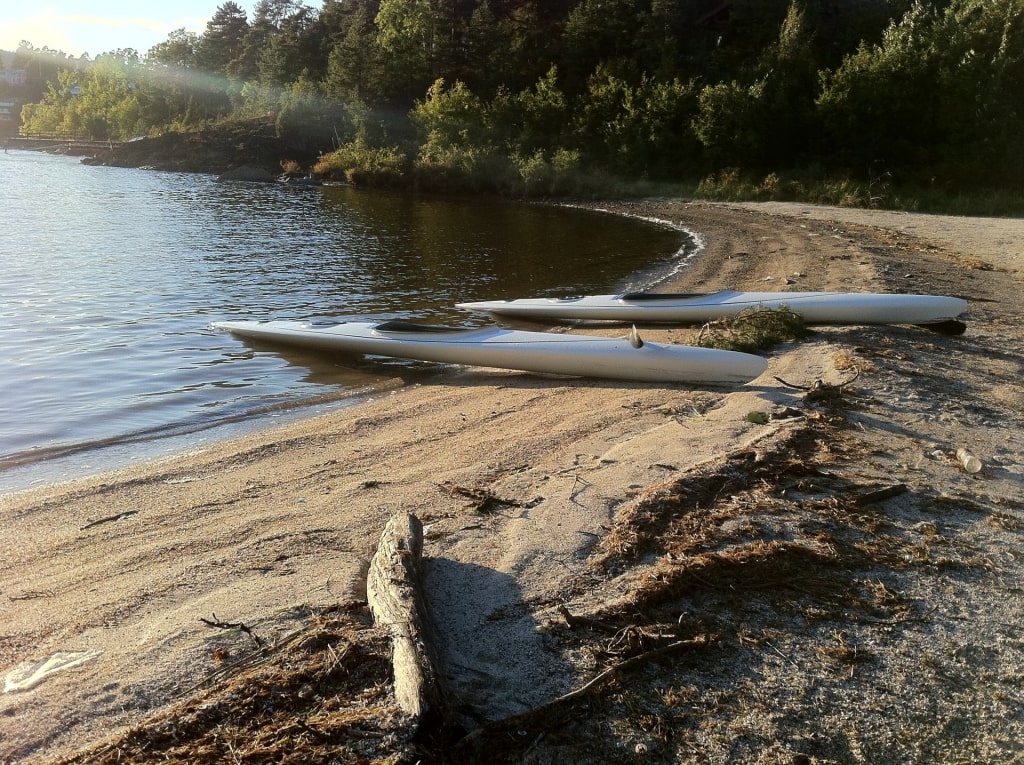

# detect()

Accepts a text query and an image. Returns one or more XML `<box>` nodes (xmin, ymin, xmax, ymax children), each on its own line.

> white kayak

<box><xmin>210</xmin><ymin>319</ymin><xmax>768</xmax><ymax>384</ymax></box>
<box><xmin>456</xmin><ymin>290</ymin><xmax>969</xmax><ymax>326</ymax></box>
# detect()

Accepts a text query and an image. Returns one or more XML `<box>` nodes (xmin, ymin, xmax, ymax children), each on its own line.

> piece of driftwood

<box><xmin>774</xmin><ymin>371</ymin><xmax>860</xmax><ymax>404</ymax></box>
<box><xmin>199</xmin><ymin>613</ymin><xmax>262</xmax><ymax>646</ymax></box>
<box><xmin>855</xmin><ymin>483</ymin><xmax>908</xmax><ymax>507</ymax></box>
<box><xmin>557</xmin><ymin>605</ymin><xmax>621</xmax><ymax>634</ymax></box>
<box><xmin>366</xmin><ymin>513</ymin><xmax>448</xmax><ymax>727</ymax></box>
<box><xmin>79</xmin><ymin>510</ymin><xmax>138</xmax><ymax>530</ymax></box>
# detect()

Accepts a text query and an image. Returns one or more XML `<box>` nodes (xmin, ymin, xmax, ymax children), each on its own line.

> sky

<box><xmin>0</xmin><ymin>1</ymin><xmax>232</xmax><ymax>58</ymax></box>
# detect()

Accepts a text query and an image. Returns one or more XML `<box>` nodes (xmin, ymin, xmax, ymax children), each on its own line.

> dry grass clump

<box><xmin>579</xmin><ymin>403</ymin><xmax>986</xmax><ymax>641</ymax></box>
<box><xmin>57</xmin><ymin>604</ymin><xmax>407</xmax><ymax>765</ymax></box>
<box><xmin>696</xmin><ymin>307</ymin><xmax>811</xmax><ymax>353</ymax></box>
<box><xmin>594</xmin><ymin>416</ymin><xmax>855</xmax><ymax>567</ymax></box>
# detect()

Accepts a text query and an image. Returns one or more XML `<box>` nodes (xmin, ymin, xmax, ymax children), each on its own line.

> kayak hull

<box><xmin>456</xmin><ymin>291</ymin><xmax>969</xmax><ymax>325</ymax></box>
<box><xmin>210</xmin><ymin>320</ymin><xmax>768</xmax><ymax>384</ymax></box>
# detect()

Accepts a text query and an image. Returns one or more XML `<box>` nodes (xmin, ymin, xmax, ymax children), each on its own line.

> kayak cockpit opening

<box><xmin>374</xmin><ymin>320</ymin><xmax>474</xmax><ymax>334</ymax></box>
<box><xmin>618</xmin><ymin>291</ymin><xmax>716</xmax><ymax>301</ymax></box>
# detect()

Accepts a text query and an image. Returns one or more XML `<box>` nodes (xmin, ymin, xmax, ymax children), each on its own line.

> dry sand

<box><xmin>1</xmin><ymin>201</ymin><xmax>1022</xmax><ymax>764</ymax></box>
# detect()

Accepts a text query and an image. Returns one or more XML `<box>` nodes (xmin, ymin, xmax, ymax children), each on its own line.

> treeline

<box><xmin>13</xmin><ymin>0</ymin><xmax>1024</xmax><ymax>196</ymax></box>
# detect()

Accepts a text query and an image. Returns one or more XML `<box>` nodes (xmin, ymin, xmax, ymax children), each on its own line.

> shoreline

<box><xmin>3</xmin><ymin>200</ymin><xmax>1022</xmax><ymax>764</ymax></box>
<box><xmin>1</xmin><ymin>200</ymin><xmax>701</xmax><ymax>499</ymax></box>
<box><xmin>0</xmin><ymin>374</ymin><xmax>412</xmax><ymax>497</ymax></box>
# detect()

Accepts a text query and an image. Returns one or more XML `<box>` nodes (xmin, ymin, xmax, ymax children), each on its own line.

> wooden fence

<box><xmin>4</xmin><ymin>135</ymin><xmax>123</xmax><ymax>153</ymax></box>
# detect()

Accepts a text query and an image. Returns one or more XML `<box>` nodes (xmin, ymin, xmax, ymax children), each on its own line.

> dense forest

<box><xmin>8</xmin><ymin>0</ymin><xmax>1024</xmax><ymax>199</ymax></box>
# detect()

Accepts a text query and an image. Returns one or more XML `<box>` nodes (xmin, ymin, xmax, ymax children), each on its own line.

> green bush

<box><xmin>312</xmin><ymin>139</ymin><xmax>410</xmax><ymax>186</ymax></box>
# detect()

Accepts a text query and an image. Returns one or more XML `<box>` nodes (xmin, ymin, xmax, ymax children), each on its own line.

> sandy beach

<box><xmin>2</xmin><ymin>200</ymin><xmax>1022</xmax><ymax>764</ymax></box>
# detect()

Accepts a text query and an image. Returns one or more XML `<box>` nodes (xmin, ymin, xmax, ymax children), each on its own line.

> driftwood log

<box><xmin>366</xmin><ymin>513</ymin><xmax>448</xmax><ymax>728</ymax></box>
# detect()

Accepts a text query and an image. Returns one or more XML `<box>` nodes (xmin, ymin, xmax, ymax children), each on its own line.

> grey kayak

<box><xmin>210</xmin><ymin>319</ymin><xmax>768</xmax><ymax>384</ymax></box>
<box><xmin>456</xmin><ymin>290</ymin><xmax>968</xmax><ymax>325</ymax></box>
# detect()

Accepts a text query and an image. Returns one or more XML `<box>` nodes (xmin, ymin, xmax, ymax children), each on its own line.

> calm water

<box><xmin>0</xmin><ymin>150</ymin><xmax>693</xmax><ymax>493</ymax></box>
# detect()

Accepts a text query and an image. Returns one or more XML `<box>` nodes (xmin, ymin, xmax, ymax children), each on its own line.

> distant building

<box><xmin>2</xmin><ymin>68</ymin><xmax>27</xmax><ymax>86</ymax></box>
<box><xmin>0</xmin><ymin>97</ymin><xmax>20</xmax><ymax>134</ymax></box>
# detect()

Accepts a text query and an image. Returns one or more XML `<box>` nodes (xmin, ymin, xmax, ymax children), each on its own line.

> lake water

<box><xmin>0</xmin><ymin>150</ymin><xmax>693</xmax><ymax>494</ymax></box>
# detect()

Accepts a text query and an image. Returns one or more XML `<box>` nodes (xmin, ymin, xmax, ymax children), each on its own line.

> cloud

<box><xmin>0</xmin><ymin>8</ymin><xmax>208</xmax><ymax>56</ymax></box>
<box><xmin>64</xmin><ymin>12</ymin><xmax>207</xmax><ymax>36</ymax></box>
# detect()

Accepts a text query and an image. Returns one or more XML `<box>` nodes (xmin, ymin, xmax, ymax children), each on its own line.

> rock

<box><xmin>277</xmin><ymin>174</ymin><xmax>322</xmax><ymax>186</ymax></box>
<box><xmin>81</xmin><ymin>119</ymin><xmax>319</xmax><ymax>175</ymax></box>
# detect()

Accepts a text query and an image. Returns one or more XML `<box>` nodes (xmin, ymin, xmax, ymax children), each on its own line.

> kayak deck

<box><xmin>210</xmin><ymin>319</ymin><xmax>768</xmax><ymax>384</ymax></box>
<box><xmin>456</xmin><ymin>290</ymin><xmax>969</xmax><ymax>326</ymax></box>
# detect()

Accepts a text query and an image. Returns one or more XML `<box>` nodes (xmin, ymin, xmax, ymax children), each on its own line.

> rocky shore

<box><xmin>81</xmin><ymin>119</ymin><xmax>321</xmax><ymax>175</ymax></box>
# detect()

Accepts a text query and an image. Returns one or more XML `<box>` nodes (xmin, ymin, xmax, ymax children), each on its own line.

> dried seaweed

<box><xmin>696</xmin><ymin>307</ymin><xmax>811</xmax><ymax>353</ymax></box>
<box><xmin>57</xmin><ymin>605</ymin><xmax>407</xmax><ymax>765</ymax></box>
